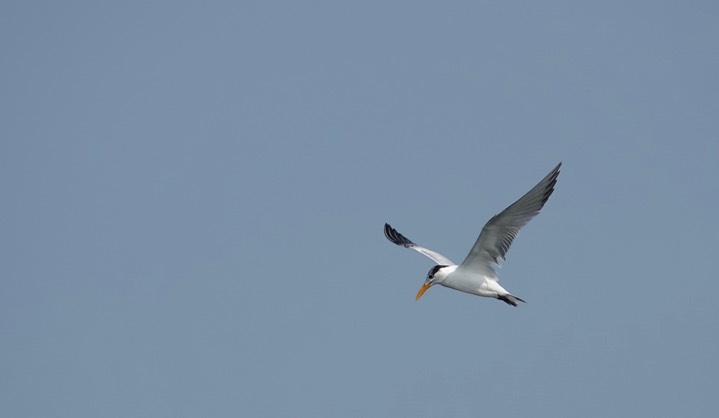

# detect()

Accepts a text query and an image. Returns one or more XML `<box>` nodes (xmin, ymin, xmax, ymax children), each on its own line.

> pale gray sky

<box><xmin>2</xmin><ymin>1</ymin><xmax>718</xmax><ymax>417</ymax></box>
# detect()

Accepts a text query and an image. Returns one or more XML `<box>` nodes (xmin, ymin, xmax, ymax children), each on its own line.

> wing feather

<box><xmin>384</xmin><ymin>223</ymin><xmax>454</xmax><ymax>265</ymax></box>
<box><xmin>457</xmin><ymin>162</ymin><xmax>561</xmax><ymax>279</ymax></box>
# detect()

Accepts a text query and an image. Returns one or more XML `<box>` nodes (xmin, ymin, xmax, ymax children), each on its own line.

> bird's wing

<box><xmin>457</xmin><ymin>162</ymin><xmax>561</xmax><ymax>279</ymax></box>
<box><xmin>384</xmin><ymin>223</ymin><xmax>455</xmax><ymax>265</ymax></box>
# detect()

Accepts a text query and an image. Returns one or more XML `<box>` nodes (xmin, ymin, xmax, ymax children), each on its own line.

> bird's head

<box><xmin>415</xmin><ymin>264</ymin><xmax>453</xmax><ymax>301</ymax></box>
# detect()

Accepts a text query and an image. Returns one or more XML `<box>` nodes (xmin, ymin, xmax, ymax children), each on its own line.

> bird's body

<box><xmin>384</xmin><ymin>162</ymin><xmax>561</xmax><ymax>306</ymax></box>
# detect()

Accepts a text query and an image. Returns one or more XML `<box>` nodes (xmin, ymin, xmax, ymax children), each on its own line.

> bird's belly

<box><xmin>442</xmin><ymin>275</ymin><xmax>497</xmax><ymax>298</ymax></box>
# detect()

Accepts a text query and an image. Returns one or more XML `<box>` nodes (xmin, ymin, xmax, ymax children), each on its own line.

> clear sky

<box><xmin>2</xmin><ymin>1</ymin><xmax>718</xmax><ymax>417</ymax></box>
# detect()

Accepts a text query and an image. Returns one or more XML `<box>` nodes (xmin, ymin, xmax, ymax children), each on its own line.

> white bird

<box><xmin>385</xmin><ymin>162</ymin><xmax>561</xmax><ymax>306</ymax></box>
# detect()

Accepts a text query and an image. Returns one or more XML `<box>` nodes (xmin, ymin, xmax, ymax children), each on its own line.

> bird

<box><xmin>384</xmin><ymin>162</ymin><xmax>561</xmax><ymax>306</ymax></box>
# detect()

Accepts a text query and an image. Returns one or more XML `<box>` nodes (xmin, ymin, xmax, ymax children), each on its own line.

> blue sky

<box><xmin>2</xmin><ymin>1</ymin><xmax>718</xmax><ymax>417</ymax></box>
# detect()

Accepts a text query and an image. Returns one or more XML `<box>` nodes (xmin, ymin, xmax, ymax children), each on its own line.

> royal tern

<box><xmin>385</xmin><ymin>162</ymin><xmax>561</xmax><ymax>306</ymax></box>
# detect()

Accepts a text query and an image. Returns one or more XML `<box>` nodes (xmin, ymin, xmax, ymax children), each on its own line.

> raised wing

<box><xmin>457</xmin><ymin>162</ymin><xmax>561</xmax><ymax>279</ymax></box>
<box><xmin>384</xmin><ymin>223</ymin><xmax>455</xmax><ymax>265</ymax></box>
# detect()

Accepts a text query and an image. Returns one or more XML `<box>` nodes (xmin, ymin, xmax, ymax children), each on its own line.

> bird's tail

<box><xmin>497</xmin><ymin>294</ymin><xmax>526</xmax><ymax>307</ymax></box>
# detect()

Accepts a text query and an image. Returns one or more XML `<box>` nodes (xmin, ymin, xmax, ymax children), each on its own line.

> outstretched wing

<box><xmin>384</xmin><ymin>223</ymin><xmax>455</xmax><ymax>265</ymax></box>
<box><xmin>457</xmin><ymin>162</ymin><xmax>561</xmax><ymax>279</ymax></box>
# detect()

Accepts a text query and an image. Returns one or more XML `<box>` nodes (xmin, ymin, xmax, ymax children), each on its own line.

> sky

<box><xmin>2</xmin><ymin>1</ymin><xmax>718</xmax><ymax>417</ymax></box>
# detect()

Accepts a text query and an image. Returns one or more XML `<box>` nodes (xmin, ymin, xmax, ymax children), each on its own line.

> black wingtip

<box><xmin>384</xmin><ymin>223</ymin><xmax>395</xmax><ymax>242</ymax></box>
<box><xmin>384</xmin><ymin>223</ymin><xmax>415</xmax><ymax>247</ymax></box>
<box><xmin>538</xmin><ymin>162</ymin><xmax>562</xmax><ymax>207</ymax></box>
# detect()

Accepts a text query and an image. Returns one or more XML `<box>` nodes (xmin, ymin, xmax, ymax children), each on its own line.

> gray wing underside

<box><xmin>384</xmin><ymin>223</ymin><xmax>455</xmax><ymax>266</ymax></box>
<box><xmin>457</xmin><ymin>162</ymin><xmax>561</xmax><ymax>280</ymax></box>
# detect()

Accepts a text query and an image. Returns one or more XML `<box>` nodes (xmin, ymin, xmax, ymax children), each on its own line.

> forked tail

<box><xmin>497</xmin><ymin>294</ymin><xmax>526</xmax><ymax>307</ymax></box>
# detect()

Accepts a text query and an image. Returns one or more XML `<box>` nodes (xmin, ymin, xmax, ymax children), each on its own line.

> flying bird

<box><xmin>384</xmin><ymin>162</ymin><xmax>561</xmax><ymax>306</ymax></box>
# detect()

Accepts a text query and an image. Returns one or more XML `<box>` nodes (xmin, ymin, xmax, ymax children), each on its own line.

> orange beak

<box><xmin>415</xmin><ymin>282</ymin><xmax>431</xmax><ymax>301</ymax></box>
